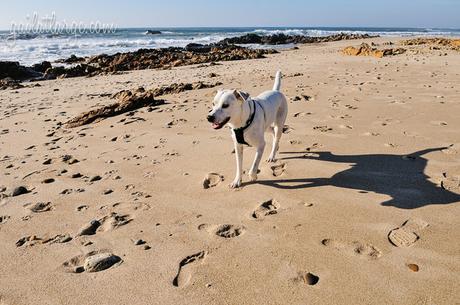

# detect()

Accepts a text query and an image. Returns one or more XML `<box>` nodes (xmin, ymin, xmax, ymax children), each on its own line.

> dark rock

<box><xmin>218</xmin><ymin>32</ymin><xmax>377</xmax><ymax>45</ymax></box>
<box><xmin>145</xmin><ymin>30</ymin><xmax>162</xmax><ymax>35</ymax></box>
<box><xmin>32</xmin><ymin>61</ymin><xmax>52</xmax><ymax>73</ymax></box>
<box><xmin>12</xmin><ymin>186</ymin><xmax>28</xmax><ymax>196</ymax></box>
<box><xmin>133</xmin><ymin>239</ymin><xmax>146</xmax><ymax>245</ymax></box>
<box><xmin>89</xmin><ymin>175</ymin><xmax>102</xmax><ymax>182</ymax></box>
<box><xmin>0</xmin><ymin>61</ymin><xmax>41</xmax><ymax>80</ymax></box>
<box><xmin>185</xmin><ymin>43</ymin><xmax>212</xmax><ymax>53</ymax></box>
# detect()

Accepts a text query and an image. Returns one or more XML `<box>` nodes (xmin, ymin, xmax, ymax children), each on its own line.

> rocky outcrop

<box><xmin>0</xmin><ymin>61</ymin><xmax>42</xmax><ymax>80</ymax></box>
<box><xmin>43</xmin><ymin>64</ymin><xmax>99</xmax><ymax>79</ymax></box>
<box><xmin>65</xmin><ymin>81</ymin><xmax>221</xmax><ymax>128</ymax></box>
<box><xmin>342</xmin><ymin>43</ymin><xmax>406</xmax><ymax>58</ymax></box>
<box><xmin>45</xmin><ymin>45</ymin><xmax>275</xmax><ymax>80</ymax></box>
<box><xmin>218</xmin><ymin>33</ymin><xmax>377</xmax><ymax>45</ymax></box>
<box><xmin>401</xmin><ymin>38</ymin><xmax>460</xmax><ymax>51</ymax></box>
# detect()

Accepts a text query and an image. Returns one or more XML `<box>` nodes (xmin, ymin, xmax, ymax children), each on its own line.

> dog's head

<box><xmin>207</xmin><ymin>89</ymin><xmax>249</xmax><ymax>129</ymax></box>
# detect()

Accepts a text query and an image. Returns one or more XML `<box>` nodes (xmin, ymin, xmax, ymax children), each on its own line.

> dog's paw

<box><xmin>230</xmin><ymin>178</ymin><xmax>242</xmax><ymax>189</ymax></box>
<box><xmin>249</xmin><ymin>172</ymin><xmax>258</xmax><ymax>182</ymax></box>
<box><xmin>266</xmin><ymin>156</ymin><xmax>277</xmax><ymax>163</ymax></box>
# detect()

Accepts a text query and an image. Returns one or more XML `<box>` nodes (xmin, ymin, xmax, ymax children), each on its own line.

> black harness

<box><xmin>232</xmin><ymin>99</ymin><xmax>264</xmax><ymax>146</ymax></box>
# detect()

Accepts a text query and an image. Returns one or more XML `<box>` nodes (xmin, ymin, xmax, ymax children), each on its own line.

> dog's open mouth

<box><xmin>211</xmin><ymin>117</ymin><xmax>230</xmax><ymax>130</ymax></box>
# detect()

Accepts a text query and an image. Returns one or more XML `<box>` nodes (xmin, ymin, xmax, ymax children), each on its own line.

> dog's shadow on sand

<box><xmin>248</xmin><ymin>147</ymin><xmax>460</xmax><ymax>209</ymax></box>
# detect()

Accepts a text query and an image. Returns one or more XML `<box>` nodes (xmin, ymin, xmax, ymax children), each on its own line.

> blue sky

<box><xmin>1</xmin><ymin>0</ymin><xmax>459</xmax><ymax>30</ymax></box>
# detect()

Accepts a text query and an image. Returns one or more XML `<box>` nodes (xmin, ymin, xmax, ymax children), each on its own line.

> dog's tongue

<box><xmin>212</xmin><ymin>123</ymin><xmax>220</xmax><ymax>129</ymax></box>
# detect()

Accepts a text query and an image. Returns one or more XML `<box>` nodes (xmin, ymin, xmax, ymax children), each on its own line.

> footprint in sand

<box><xmin>271</xmin><ymin>163</ymin><xmax>286</xmax><ymax>177</ymax></box>
<box><xmin>199</xmin><ymin>224</ymin><xmax>245</xmax><ymax>239</ymax></box>
<box><xmin>440</xmin><ymin>172</ymin><xmax>460</xmax><ymax>192</ymax></box>
<box><xmin>0</xmin><ymin>215</ymin><xmax>10</xmax><ymax>224</ymax></box>
<box><xmin>215</xmin><ymin>224</ymin><xmax>245</xmax><ymax>238</ymax></box>
<box><xmin>99</xmin><ymin>213</ymin><xmax>132</xmax><ymax>232</ymax></box>
<box><xmin>62</xmin><ymin>250</ymin><xmax>122</xmax><ymax>273</ymax></box>
<box><xmin>27</xmin><ymin>202</ymin><xmax>53</xmax><ymax>213</ymax></box>
<box><xmin>294</xmin><ymin>272</ymin><xmax>320</xmax><ymax>286</ymax></box>
<box><xmin>252</xmin><ymin>199</ymin><xmax>280</xmax><ymax>220</ymax></box>
<box><xmin>321</xmin><ymin>239</ymin><xmax>382</xmax><ymax>259</ymax></box>
<box><xmin>173</xmin><ymin>251</ymin><xmax>207</xmax><ymax>287</ymax></box>
<box><xmin>77</xmin><ymin>213</ymin><xmax>132</xmax><ymax>236</ymax></box>
<box><xmin>313</xmin><ymin>125</ymin><xmax>333</xmax><ymax>133</ymax></box>
<box><xmin>203</xmin><ymin>173</ymin><xmax>224</xmax><ymax>189</ymax></box>
<box><xmin>388</xmin><ymin>218</ymin><xmax>429</xmax><ymax>247</ymax></box>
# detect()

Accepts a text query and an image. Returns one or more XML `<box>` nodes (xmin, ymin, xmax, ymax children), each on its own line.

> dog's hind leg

<box><xmin>267</xmin><ymin>104</ymin><xmax>287</xmax><ymax>162</ymax></box>
<box><xmin>248</xmin><ymin>141</ymin><xmax>265</xmax><ymax>182</ymax></box>
<box><xmin>267</xmin><ymin>125</ymin><xmax>282</xmax><ymax>162</ymax></box>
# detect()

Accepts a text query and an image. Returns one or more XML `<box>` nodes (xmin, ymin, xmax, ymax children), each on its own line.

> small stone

<box><xmin>71</xmin><ymin>173</ymin><xmax>82</xmax><ymax>178</ymax></box>
<box><xmin>103</xmin><ymin>189</ymin><xmax>113</xmax><ymax>195</ymax></box>
<box><xmin>90</xmin><ymin>175</ymin><xmax>102</xmax><ymax>182</ymax></box>
<box><xmin>12</xmin><ymin>186</ymin><xmax>28</xmax><ymax>197</ymax></box>
<box><xmin>83</xmin><ymin>253</ymin><xmax>122</xmax><ymax>272</ymax></box>
<box><xmin>133</xmin><ymin>239</ymin><xmax>146</xmax><ymax>245</ymax></box>
<box><xmin>41</xmin><ymin>178</ymin><xmax>55</xmax><ymax>184</ymax></box>
<box><xmin>143</xmin><ymin>245</ymin><xmax>151</xmax><ymax>250</ymax></box>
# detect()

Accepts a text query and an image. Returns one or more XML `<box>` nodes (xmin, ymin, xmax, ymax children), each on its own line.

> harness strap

<box><xmin>232</xmin><ymin>99</ymin><xmax>256</xmax><ymax>146</ymax></box>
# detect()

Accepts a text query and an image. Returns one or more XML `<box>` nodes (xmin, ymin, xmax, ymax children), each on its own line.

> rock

<box><xmin>218</xmin><ymin>33</ymin><xmax>377</xmax><ymax>45</ymax></box>
<box><xmin>32</xmin><ymin>61</ymin><xmax>52</xmax><ymax>73</ymax></box>
<box><xmin>185</xmin><ymin>43</ymin><xmax>212</xmax><ymax>53</ymax></box>
<box><xmin>71</xmin><ymin>173</ymin><xmax>83</xmax><ymax>178</ymax></box>
<box><xmin>145</xmin><ymin>30</ymin><xmax>162</xmax><ymax>35</ymax></box>
<box><xmin>62</xmin><ymin>155</ymin><xmax>79</xmax><ymax>164</ymax></box>
<box><xmin>0</xmin><ymin>61</ymin><xmax>42</xmax><ymax>80</ymax></box>
<box><xmin>44</xmin><ymin>64</ymin><xmax>98</xmax><ymax>80</ymax></box>
<box><xmin>65</xmin><ymin>82</ymin><xmax>221</xmax><ymax>127</ymax></box>
<box><xmin>89</xmin><ymin>175</ymin><xmax>102</xmax><ymax>182</ymax></box>
<box><xmin>342</xmin><ymin>43</ymin><xmax>406</xmax><ymax>58</ymax></box>
<box><xmin>51</xmin><ymin>45</ymin><xmax>275</xmax><ymax>80</ymax></box>
<box><xmin>83</xmin><ymin>253</ymin><xmax>122</xmax><ymax>272</ymax></box>
<box><xmin>11</xmin><ymin>186</ymin><xmax>28</xmax><ymax>197</ymax></box>
<box><xmin>133</xmin><ymin>239</ymin><xmax>146</xmax><ymax>245</ymax></box>
<box><xmin>401</xmin><ymin>38</ymin><xmax>460</xmax><ymax>51</ymax></box>
<box><xmin>77</xmin><ymin>220</ymin><xmax>101</xmax><ymax>236</ymax></box>
<box><xmin>56</xmin><ymin>54</ymin><xmax>85</xmax><ymax>64</ymax></box>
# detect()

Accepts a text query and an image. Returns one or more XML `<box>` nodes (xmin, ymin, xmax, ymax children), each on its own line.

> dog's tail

<box><xmin>273</xmin><ymin>71</ymin><xmax>282</xmax><ymax>91</ymax></box>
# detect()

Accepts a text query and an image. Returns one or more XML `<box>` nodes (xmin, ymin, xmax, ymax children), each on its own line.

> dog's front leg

<box><xmin>248</xmin><ymin>141</ymin><xmax>265</xmax><ymax>181</ymax></box>
<box><xmin>230</xmin><ymin>142</ymin><xmax>243</xmax><ymax>188</ymax></box>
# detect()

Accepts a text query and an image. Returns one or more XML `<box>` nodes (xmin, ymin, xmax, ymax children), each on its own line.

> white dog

<box><xmin>207</xmin><ymin>71</ymin><xmax>288</xmax><ymax>188</ymax></box>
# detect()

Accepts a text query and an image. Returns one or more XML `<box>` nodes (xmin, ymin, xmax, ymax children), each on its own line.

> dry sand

<box><xmin>1</xmin><ymin>37</ymin><xmax>459</xmax><ymax>305</ymax></box>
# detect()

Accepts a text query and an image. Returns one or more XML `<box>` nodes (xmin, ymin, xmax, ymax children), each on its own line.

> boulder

<box><xmin>0</xmin><ymin>61</ymin><xmax>41</xmax><ymax>80</ymax></box>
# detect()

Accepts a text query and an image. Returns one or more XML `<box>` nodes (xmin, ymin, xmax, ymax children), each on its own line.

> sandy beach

<box><xmin>1</xmin><ymin>36</ymin><xmax>459</xmax><ymax>305</ymax></box>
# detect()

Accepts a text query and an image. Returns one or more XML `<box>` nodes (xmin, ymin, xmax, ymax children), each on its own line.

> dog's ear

<box><xmin>233</xmin><ymin>90</ymin><xmax>249</xmax><ymax>102</ymax></box>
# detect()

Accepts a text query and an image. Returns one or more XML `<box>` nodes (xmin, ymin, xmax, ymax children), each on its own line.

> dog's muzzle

<box><xmin>208</xmin><ymin>116</ymin><xmax>230</xmax><ymax>130</ymax></box>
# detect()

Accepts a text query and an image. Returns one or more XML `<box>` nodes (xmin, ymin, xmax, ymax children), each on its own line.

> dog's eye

<box><xmin>222</xmin><ymin>104</ymin><xmax>229</xmax><ymax>109</ymax></box>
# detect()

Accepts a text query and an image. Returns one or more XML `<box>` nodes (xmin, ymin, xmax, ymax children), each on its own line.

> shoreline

<box><xmin>1</xmin><ymin>33</ymin><xmax>459</xmax><ymax>86</ymax></box>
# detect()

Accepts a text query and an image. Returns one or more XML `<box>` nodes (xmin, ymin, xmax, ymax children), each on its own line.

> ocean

<box><xmin>1</xmin><ymin>27</ymin><xmax>459</xmax><ymax>66</ymax></box>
